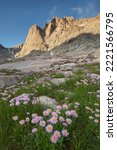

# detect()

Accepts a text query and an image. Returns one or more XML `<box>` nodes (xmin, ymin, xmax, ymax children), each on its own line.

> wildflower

<box><xmin>46</xmin><ymin>124</ymin><xmax>53</xmax><ymax>133</ymax></box>
<box><xmin>62</xmin><ymin>104</ymin><xmax>68</xmax><ymax>109</ymax></box>
<box><xmin>50</xmin><ymin>117</ymin><xmax>57</xmax><ymax>124</ymax></box>
<box><xmin>10</xmin><ymin>103</ymin><xmax>14</xmax><ymax>107</ymax></box>
<box><xmin>47</xmin><ymin>109</ymin><xmax>52</xmax><ymax>113</ymax></box>
<box><xmin>32</xmin><ymin>100</ymin><xmax>37</xmax><ymax>105</ymax></box>
<box><xmin>70</xmin><ymin>110</ymin><xmax>78</xmax><ymax>118</ymax></box>
<box><xmin>94</xmin><ymin>119</ymin><xmax>99</xmax><ymax>124</ymax></box>
<box><xmin>32</xmin><ymin>113</ymin><xmax>38</xmax><ymax>118</ymax></box>
<box><xmin>62</xmin><ymin>123</ymin><xmax>68</xmax><ymax>127</ymax></box>
<box><xmin>74</xmin><ymin>105</ymin><xmax>78</xmax><ymax>108</ymax></box>
<box><xmin>85</xmin><ymin>106</ymin><xmax>92</xmax><ymax>111</ymax></box>
<box><xmin>54</xmin><ymin>130</ymin><xmax>61</xmax><ymax>138</ymax></box>
<box><xmin>56</xmin><ymin>105</ymin><xmax>62</xmax><ymax>111</ymax></box>
<box><xmin>59</xmin><ymin>116</ymin><xmax>65</xmax><ymax>122</ymax></box>
<box><xmin>15</xmin><ymin>101</ymin><xmax>20</xmax><ymax>106</ymax></box>
<box><xmin>37</xmin><ymin>116</ymin><xmax>43</xmax><ymax>121</ymax></box>
<box><xmin>55</xmin><ymin>110</ymin><xmax>60</xmax><ymax>114</ymax></box>
<box><xmin>9</xmin><ymin>99</ymin><xmax>14</xmax><ymax>103</ymax></box>
<box><xmin>89</xmin><ymin>116</ymin><xmax>94</xmax><ymax>120</ymax></box>
<box><xmin>75</xmin><ymin>102</ymin><xmax>80</xmax><ymax>107</ymax></box>
<box><xmin>31</xmin><ymin>117</ymin><xmax>40</xmax><ymax>124</ymax></box>
<box><xmin>43</xmin><ymin>111</ymin><xmax>49</xmax><ymax>117</ymax></box>
<box><xmin>73</xmin><ymin>112</ymin><xmax>78</xmax><ymax>118</ymax></box>
<box><xmin>65</xmin><ymin>111</ymin><xmax>71</xmax><ymax>117</ymax></box>
<box><xmin>10</xmin><ymin>93</ymin><xmax>30</xmax><ymax>106</ymax></box>
<box><xmin>32</xmin><ymin>128</ymin><xmax>37</xmax><ymax>133</ymax></box>
<box><xmin>50</xmin><ymin>135</ymin><xmax>59</xmax><ymax>144</ymax></box>
<box><xmin>31</xmin><ymin>119</ymin><xmax>37</xmax><ymax>124</ymax></box>
<box><xmin>26</xmin><ymin>112</ymin><xmax>30</xmax><ymax>115</ymax></box>
<box><xmin>23</xmin><ymin>101</ymin><xmax>28</xmax><ymax>105</ymax></box>
<box><xmin>70</xmin><ymin>110</ymin><xmax>76</xmax><ymax>114</ymax></box>
<box><xmin>95</xmin><ymin>114</ymin><xmax>100</xmax><ymax>118</ymax></box>
<box><xmin>19</xmin><ymin>120</ymin><xmax>25</xmax><ymax>125</ymax></box>
<box><xmin>94</xmin><ymin>103</ymin><xmax>99</xmax><ymax>107</ymax></box>
<box><xmin>95</xmin><ymin>109</ymin><xmax>100</xmax><ymax>113</ymax></box>
<box><xmin>12</xmin><ymin>116</ymin><xmax>18</xmax><ymax>121</ymax></box>
<box><xmin>88</xmin><ymin>92</ymin><xmax>92</xmax><ymax>94</ymax></box>
<box><xmin>66</xmin><ymin>118</ymin><xmax>72</xmax><ymax>125</ymax></box>
<box><xmin>47</xmin><ymin>119</ymin><xmax>51</xmax><ymax>123</ymax></box>
<box><xmin>39</xmin><ymin>120</ymin><xmax>46</xmax><ymax>127</ymax></box>
<box><xmin>52</xmin><ymin>112</ymin><xmax>58</xmax><ymax>118</ymax></box>
<box><xmin>62</xmin><ymin>129</ymin><xmax>69</xmax><ymax>137</ymax></box>
<box><xmin>25</xmin><ymin>117</ymin><xmax>30</xmax><ymax>122</ymax></box>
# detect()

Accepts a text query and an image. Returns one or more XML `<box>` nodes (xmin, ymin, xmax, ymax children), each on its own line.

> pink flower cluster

<box><xmin>12</xmin><ymin>103</ymin><xmax>79</xmax><ymax>144</ymax></box>
<box><xmin>50</xmin><ymin>129</ymin><xmax>69</xmax><ymax>143</ymax></box>
<box><xmin>9</xmin><ymin>93</ymin><xmax>30</xmax><ymax>106</ymax></box>
<box><xmin>87</xmin><ymin>73</ymin><xmax>100</xmax><ymax>83</ymax></box>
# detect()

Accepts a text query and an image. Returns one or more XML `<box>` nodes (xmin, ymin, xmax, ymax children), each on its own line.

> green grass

<box><xmin>83</xmin><ymin>63</ymin><xmax>100</xmax><ymax>74</ymax></box>
<box><xmin>0</xmin><ymin>100</ymin><xmax>45</xmax><ymax>150</ymax></box>
<box><xmin>0</xmin><ymin>63</ymin><xmax>100</xmax><ymax>150</ymax></box>
<box><xmin>51</xmin><ymin>73</ymin><xmax>65</xmax><ymax>78</ymax></box>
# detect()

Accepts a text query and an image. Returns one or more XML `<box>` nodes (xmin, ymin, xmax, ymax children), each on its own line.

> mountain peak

<box><xmin>15</xmin><ymin>24</ymin><xmax>47</xmax><ymax>57</ymax></box>
<box><xmin>0</xmin><ymin>44</ymin><xmax>6</xmax><ymax>49</ymax></box>
<box><xmin>15</xmin><ymin>15</ymin><xmax>100</xmax><ymax>57</ymax></box>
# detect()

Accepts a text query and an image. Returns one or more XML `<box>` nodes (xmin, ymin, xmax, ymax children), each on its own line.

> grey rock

<box><xmin>51</xmin><ymin>78</ymin><xmax>67</xmax><ymax>85</ymax></box>
<box><xmin>0</xmin><ymin>92</ymin><xmax>8</xmax><ymax>97</ymax></box>
<box><xmin>34</xmin><ymin>96</ymin><xmax>57</xmax><ymax>108</ymax></box>
<box><xmin>0</xmin><ymin>75</ymin><xmax>21</xmax><ymax>88</ymax></box>
<box><xmin>63</xmin><ymin>71</ymin><xmax>73</xmax><ymax>77</ymax></box>
<box><xmin>37</xmin><ymin>76</ymin><xmax>52</xmax><ymax>84</ymax></box>
<box><xmin>60</xmin><ymin>63</ymin><xmax>77</xmax><ymax>71</ymax></box>
<box><xmin>53</xmin><ymin>65</ymin><xmax>60</xmax><ymax>71</ymax></box>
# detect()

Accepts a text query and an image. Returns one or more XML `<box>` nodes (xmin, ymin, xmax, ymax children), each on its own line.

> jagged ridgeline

<box><xmin>15</xmin><ymin>15</ymin><xmax>100</xmax><ymax>57</ymax></box>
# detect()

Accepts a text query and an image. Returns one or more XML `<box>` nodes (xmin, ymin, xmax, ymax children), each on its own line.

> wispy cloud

<box><xmin>47</xmin><ymin>6</ymin><xmax>58</xmax><ymax>22</ymax></box>
<box><xmin>71</xmin><ymin>7</ymin><xmax>83</xmax><ymax>15</ymax></box>
<box><xmin>71</xmin><ymin>3</ymin><xmax>97</xmax><ymax>18</ymax></box>
<box><xmin>49</xmin><ymin>6</ymin><xmax>58</xmax><ymax>17</ymax></box>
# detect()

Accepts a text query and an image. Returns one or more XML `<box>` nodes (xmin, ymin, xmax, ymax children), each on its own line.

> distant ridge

<box><xmin>15</xmin><ymin>15</ymin><xmax>100</xmax><ymax>57</ymax></box>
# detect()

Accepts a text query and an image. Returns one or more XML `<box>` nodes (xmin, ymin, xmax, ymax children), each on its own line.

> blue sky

<box><xmin>0</xmin><ymin>0</ymin><xmax>100</xmax><ymax>47</ymax></box>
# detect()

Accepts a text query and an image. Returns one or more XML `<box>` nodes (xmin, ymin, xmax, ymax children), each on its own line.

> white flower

<box><xmin>95</xmin><ymin>109</ymin><xmax>100</xmax><ymax>113</ymax></box>
<box><xmin>75</xmin><ymin>102</ymin><xmax>80</xmax><ymax>107</ymax></box>
<box><xmin>89</xmin><ymin>116</ymin><xmax>94</xmax><ymax>120</ymax></box>
<box><xmin>94</xmin><ymin>119</ymin><xmax>99</xmax><ymax>124</ymax></box>
<box><xmin>12</xmin><ymin>116</ymin><xmax>18</xmax><ymax>121</ymax></box>
<box><xmin>23</xmin><ymin>101</ymin><xmax>28</xmax><ymax>105</ymax></box>
<box><xmin>10</xmin><ymin>103</ymin><xmax>14</xmax><ymax>107</ymax></box>
<box><xmin>25</xmin><ymin>117</ymin><xmax>30</xmax><ymax>122</ymax></box>
<box><xmin>95</xmin><ymin>114</ymin><xmax>100</xmax><ymax>118</ymax></box>
<box><xmin>19</xmin><ymin>120</ymin><xmax>25</xmax><ymax>125</ymax></box>
<box><xmin>16</xmin><ymin>101</ymin><xmax>20</xmax><ymax>106</ymax></box>
<box><xmin>32</xmin><ymin>128</ymin><xmax>37</xmax><ymax>133</ymax></box>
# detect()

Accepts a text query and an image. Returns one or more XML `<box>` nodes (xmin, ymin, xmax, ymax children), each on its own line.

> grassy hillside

<box><xmin>0</xmin><ymin>63</ymin><xmax>100</xmax><ymax>150</ymax></box>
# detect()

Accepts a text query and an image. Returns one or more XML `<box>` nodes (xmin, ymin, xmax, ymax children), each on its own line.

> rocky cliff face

<box><xmin>15</xmin><ymin>15</ymin><xmax>100</xmax><ymax>57</ymax></box>
<box><xmin>13</xmin><ymin>44</ymin><xmax>23</xmax><ymax>49</ymax></box>
<box><xmin>15</xmin><ymin>25</ymin><xmax>47</xmax><ymax>57</ymax></box>
<box><xmin>0</xmin><ymin>44</ymin><xmax>11</xmax><ymax>58</ymax></box>
<box><xmin>0</xmin><ymin>44</ymin><xmax>14</xmax><ymax>64</ymax></box>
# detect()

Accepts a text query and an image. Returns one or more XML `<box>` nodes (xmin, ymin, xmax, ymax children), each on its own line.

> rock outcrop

<box><xmin>0</xmin><ymin>44</ymin><xmax>12</xmax><ymax>59</ymax></box>
<box><xmin>13</xmin><ymin>44</ymin><xmax>23</xmax><ymax>49</ymax></box>
<box><xmin>15</xmin><ymin>25</ymin><xmax>47</xmax><ymax>57</ymax></box>
<box><xmin>0</xmin><ymin>44</ymin><xmax>8</xmax><ymax>56</ymax></box>
<box><xmin>15</xmin><ymin>15</ymin><xmax>100</xmax><ymax>57</ymax></box>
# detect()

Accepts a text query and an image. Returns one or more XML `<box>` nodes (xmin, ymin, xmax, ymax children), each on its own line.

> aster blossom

<box><xmin>46</xmin><ymin>124</ymin><xmax>53</xmax><ymax>133</ymax></box>
<box><xmin>62</xmin><ymin>129</ymin><xmax>69</xmax><ymax>137</ymax></box>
